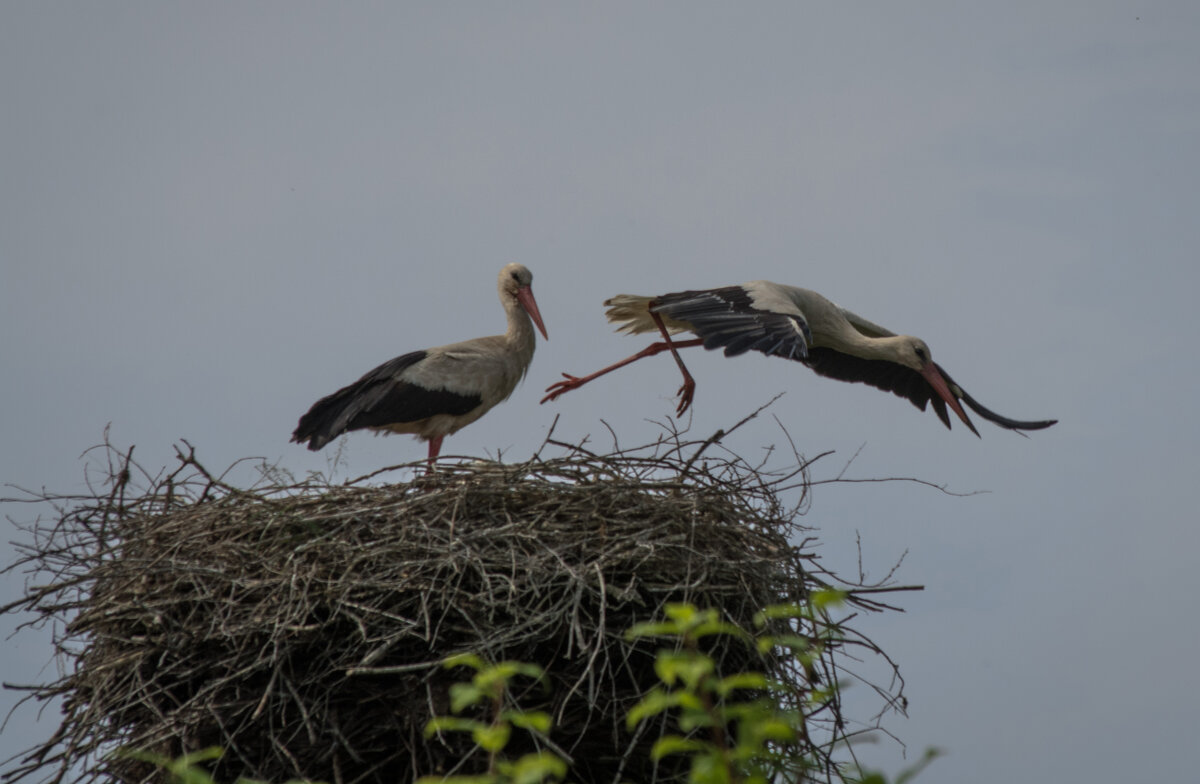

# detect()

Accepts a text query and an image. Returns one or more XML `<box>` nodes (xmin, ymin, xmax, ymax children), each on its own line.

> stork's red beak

<box><xmin>517</xmin><ymin>285</ymin><xmax>549</xmax><ymax>340</ymax></box>
<box><xmin>920</xmin><ymin>362</ymin><xmax>979</xmax><ymax>437</ymax></box>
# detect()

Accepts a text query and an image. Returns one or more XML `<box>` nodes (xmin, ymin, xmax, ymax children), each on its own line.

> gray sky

<box><xmin>3</xmin><ymin>3</ymin><xmax>1198</xmax><ymax>782</ymax></box>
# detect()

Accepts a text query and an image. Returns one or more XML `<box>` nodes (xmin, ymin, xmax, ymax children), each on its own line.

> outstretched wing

<box><xmin>651</xmin><ymin>285</ymin><xmax>813</xmax><ymax>361</ymax></box>
<box><xmin>805</xmin><ymin>351</ymin><xmax>1058</xmax><ymax>433</ymax></box>
<box><xmin>804</xmin><ymin>348</ymin><xmax>955</xmax><ymax>428</ymax></box>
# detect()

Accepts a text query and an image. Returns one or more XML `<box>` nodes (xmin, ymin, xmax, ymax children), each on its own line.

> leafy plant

<box><xmin>119</xmin><ymin>746</ymin><xmax>314</xmax><ymax>784</ymax></box>
<box><xmin>626</xmin><ymin>601</ymin><xmax>838</xmax><ymax>784</ymax></box>
<box><xmin>418</xmin><ymin>654</ymin><xmax>566</xmax><ymax>784</ymax></box>
<box><xmin>625</xmin><ymin>599</ymin><xmax>937</xmax><ymax>784</ymax></box>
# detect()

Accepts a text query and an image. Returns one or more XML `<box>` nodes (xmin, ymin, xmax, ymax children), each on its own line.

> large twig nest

<box><xmin>3</xmin><ymin>415</ymin><xmax>918</xmax><ymax>784</ymax></box>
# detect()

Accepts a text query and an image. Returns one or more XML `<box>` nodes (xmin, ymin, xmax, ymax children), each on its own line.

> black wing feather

<box><xmin>804</xmin><ymin>352</ymin><xmax>1056</xmax><ymax>433</ymax></box>
<box><xmin>804</xmin><ymin>347</ymin><xmax>950</xmax><ymax>424</ymax></box>
<box><xmin>292</xmin><ymin>350</ymin><xmax>483</xmax><ymax>450</ymax></box>
<box><xmin>651</xmin><ymin>287</ymin><xmax>811</xmax><ymax>361</ymax></box>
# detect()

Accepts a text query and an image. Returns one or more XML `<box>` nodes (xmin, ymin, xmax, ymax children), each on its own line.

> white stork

<box><xmin>541</xmin><ymin>281</ymin><xmax>1056</xmax><ymax>435</ymax></box>
<box><xmin>292</xmin><ymin>263</ymin><xmax>549</xmax><ymax>466</ymax></box>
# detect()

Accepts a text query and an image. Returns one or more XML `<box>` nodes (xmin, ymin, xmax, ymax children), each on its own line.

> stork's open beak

<box><xmin>517</xmin><ymin>285</ymin><xmax>549</xmax><ymax>340</ymax></box>
<box><xmin>920</xmin><ymin>362</ymin><xmax>979</xmax><ymax>437</ymax></box>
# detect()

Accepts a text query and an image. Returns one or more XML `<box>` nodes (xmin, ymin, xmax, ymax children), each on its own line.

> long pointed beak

<box><xmin>920</xmin><ymin>362</ymin><xmax>979</xmax><ymax>437</ymax></box>
<box><xmin>517</xmin><ymin>285</ymin><xmax>549</xmax><ymax>340</ymax></box>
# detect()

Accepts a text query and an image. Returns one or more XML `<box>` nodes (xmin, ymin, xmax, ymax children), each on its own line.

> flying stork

<box><xmin>292</xmin><ymin>263</ymin><xmax>549</xmax><ymax>466</ymax></box>
<box><xmin>541</xmin><ymin>281</ymin><xmax>1056</xmax><ymax>435</ymax></box>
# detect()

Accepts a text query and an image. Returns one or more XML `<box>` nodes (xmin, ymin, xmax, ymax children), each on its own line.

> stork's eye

<box><xmin>914</xmin><ymin>346</ymin><xmax>927</xmax><ymax>361</ymax></box>
<box><xmin>510</xmin><ymin>271</ymin><xmax>520</xmax><ymax>281</ymax></box>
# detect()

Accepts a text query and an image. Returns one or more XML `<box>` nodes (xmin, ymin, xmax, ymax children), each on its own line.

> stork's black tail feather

<box><xmin>291</xmin><ymin>393</ymin><xmax>351</xmax><ymax>451</ymax></box>
<box><xmin>291</xmin><ymin>350</ymin><xmax>432</xmax><ymax>451</ymax></box>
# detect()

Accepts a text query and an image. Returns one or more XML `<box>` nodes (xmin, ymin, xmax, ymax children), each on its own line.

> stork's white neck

<box><xmin>504</xmin><ymin>294</ymin><xmax>533</xmax><ymax>340</ymax></box>
<box><xmin>502</xmin><ymin>291</ymin><xmax>538</xmax><ymax>369</ymax></box>
<box><xmin>824</xmin><ymin>326</ymin><xmax>918</xmax><ymax>368</ymax></box>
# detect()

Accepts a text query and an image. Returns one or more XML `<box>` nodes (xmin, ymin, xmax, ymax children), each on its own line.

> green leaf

<box><xmin>626</xmin><ymin>687</ymin><xmax>674</xmax><ymax>728</ymax></box>
<box><xmin>809</xmin><ymin>588</ymin><xmax>847</xmax><ymax>609</ymax></box>
<box><xmin>655</xmin><ymin>650</ymin><xmax>714</xmax><ymax>689</ymax></box>
<box><xmin>504</xmin><ymin>710</ymin><xmax>552</xmax><ymax>734</ymax></box>
<box><xmin>677</xmin><ymin>705</ymin><xmax>716</xmax><ymax>732</ymax></box>
<box><xmin>424</xmin><ymin>717</ymin><xmax>484</xmax><ymax>738</ymax></box>
<box><xmin>691</xmin><ymin>618</ymin><xmax>750</xmax><ymax>642</ymax></box>
<box><xmin>663</xmin><ymin>603</ymin><xmax>700</xmax><ymax>624</ymax></box>
<box><xmin>627</xmin><ymin>688</ymin><xmax>704</xmax><ymax>729</ymax></box>
<box><xmin>747</xmin><ymin>715</ymin><xmax>797</xmax><ymax>744</ymax></box>
<box><xmin>173</xmin><ymin>748</ymin><xmax>225</xmax><ymax>768</ymax></box>
<box><xmin>443</xmin><ymin>653</ymin><xmax>487</xmax><ymax>672</ymax></box>
<box><xmin>485</xmin><ymin>661</ymin><xmax>544</xmax><ymax>684</ymax></box>
<box><xmin>754</xmin><ymin>602</ymin><xmax>811</xmax><ymax>624</ymax></box>
<box><xmin>473</xmin><ymin>661</ymin><xmax>548</xmax><ymax>696</ymax></box>
<box><xmin>625</xmin><ymin>620</ymin><xmax>683</xmax><ymax>640</ymax></box>
<box><xmin>688</xmin><ymin>749</ymin><xmax>730</xmax><ymax>784</ymax></box>
<box><xmin>650</xmin><ymin>735</ymin><xmax>708</xmax><ymax>760</ymax></box>
<box><xmin>122</xmin><ymin>747</ymin><xmax>225</xmax><ymax>784</ymax></box>
<box><xmin>807</xmin><ymin>683</ymin><xmax>842</xmax><ymax>706</ymax></box>
<box><xmin>508</xmin><ymin>661</ymin><xmax>546</xmax><ymax>681</ymax></box>
<box><xmin>758</xmin><ymin>633</ymin><xmax>815</xmax><ymax>655</ymax></box>
<box><xmin>473</xmin><ymin>668</ymin><xmax>506</xmax><ymax>693</ymax></box>
<box><xmin>449</xmin><ymin>682</ymin><xmax>485</xmax><ymax>713</ymax></box>
<box><xmin>471</xmin><ymin>723</ymin><xmax>511</xmax><ymax>753</ymax></box>
<box><xmin>715</xmin><ymin>672</ymin><xmax>768</xmax><ymax>696</ymax></box>
<box><xmin>500</xmin><ymin>752</ymin><xmax>568</xmax><ymax>784</ymax></box>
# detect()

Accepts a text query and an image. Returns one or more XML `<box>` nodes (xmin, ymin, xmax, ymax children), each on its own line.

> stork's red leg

<box><xmin>650</xmin><ymin>312</ymin><xmax>698</xmax><ymax>416</ymax></box>
<box><xmin>426</xmin><ymin>435</ymin><xmax>444</xmax><ymax>472</ymax></box>
<box><xmin>541</xmin><ymin>337</ymin><xmax>703</xmax><ymax>405</ymax></box>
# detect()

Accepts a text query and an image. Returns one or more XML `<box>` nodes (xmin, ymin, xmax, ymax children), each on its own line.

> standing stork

<box><xmin>292</xmin><ymin>263</ymin><xmax>549</xmax><ymax>467</ymax></box>
<box><xmin>541</xmin><ymin>281</ymin><xmax>1056</xmax><ymax>435</ymax></box>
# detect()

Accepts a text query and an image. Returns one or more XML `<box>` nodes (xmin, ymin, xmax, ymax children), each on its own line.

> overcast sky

<box><xmin>3</xmin><ymin>4</ymin><xmax>1199</xmax><ymax>782</ymax></box>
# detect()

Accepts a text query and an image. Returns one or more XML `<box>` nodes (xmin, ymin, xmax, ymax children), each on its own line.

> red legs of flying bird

<box><xmin>650</xmin><ymin>312</ymin><xmax>700</xmax><ymax>416</ymax></box>
<box><xmin>541</xmin><ymin>312</ymin><xmax>704</xmax><ymax>417</ymax></box>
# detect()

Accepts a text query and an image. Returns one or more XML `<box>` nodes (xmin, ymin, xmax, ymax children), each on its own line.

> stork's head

<box><xmin>891</xmin><ymin>335</ymin><xmax>978</xmax><ymax>435</ymax></box>
<box><xmin>892</xmin><ymin>336</ymin><xmax>934</xmax><ymax>373</ymax></box>
<box><xmin>499</xmin><ymin>263</ymin><xmax>549</xmax><ymax>340</ymax></box>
